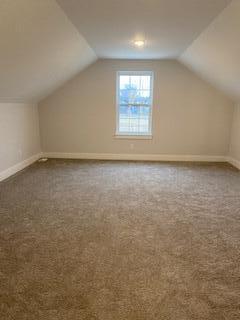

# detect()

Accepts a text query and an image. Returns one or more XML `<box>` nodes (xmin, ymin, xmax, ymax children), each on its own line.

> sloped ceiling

<box><xmin>57</xmin><ymin>0</ymin><xmax>231</xmax><ymax>59</ymax></box>
<box><xmin>0</xmin><ymin>0</ymin><xmax>97</xmax><ymax>102</ymax></box>
<box><xmin>0</xmin><ymin>0</ymin><xmax>238</xmax><ymax>103</ymax></box>
<box><xmin>180</xmin><ymin>0</ymin><xmax>240</xmax><ymax>102</ymax></box>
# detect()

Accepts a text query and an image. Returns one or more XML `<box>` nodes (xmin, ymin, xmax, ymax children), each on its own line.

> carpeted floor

<box><xmin>0</xmin><ymin>159</ymin><xmax>240</xmax><ymax>320</ymax></box>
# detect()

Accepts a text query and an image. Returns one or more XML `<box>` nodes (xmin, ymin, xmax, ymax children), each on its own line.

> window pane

<box><xmin>129</xmin><ymin>75</ymin><xmax>151</xmax><ymax>90</ymax></box>
<box><xmin>120</xmin><ymin>75</ymin><xmax>151</xmax><ymax>90</ymax></box>
<box><xmin>119</xmin><ymin>89</ymin><xmax>151</xmax><ymax>105</ymax></box>
<box><xmin>119</xmin><ymin>76</ymin><xmax>130</xmax><ymax>89</ymax></box>
<box><xmin>119</xmin><ymin>105</ymin><xmax>150</xmax><ymax>133</ymax></box>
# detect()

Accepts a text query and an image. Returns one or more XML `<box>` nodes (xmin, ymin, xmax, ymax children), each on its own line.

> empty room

<box><xmin>0</xmin><ymin>0</ymin><xmax>240</xmax><ymax>319</ymax></box>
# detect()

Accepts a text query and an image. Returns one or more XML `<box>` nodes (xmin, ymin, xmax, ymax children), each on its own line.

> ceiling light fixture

<box><xmin>134</xmin><ymin>40</ymin><xmax>145</xmax><ymax>48</ymax></box>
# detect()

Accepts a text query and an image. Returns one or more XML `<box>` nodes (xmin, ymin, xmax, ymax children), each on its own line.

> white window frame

<box><xmin>115</xmin><ymin>71</ymin><xmax>154</xmax><ymax>138</ymax></box>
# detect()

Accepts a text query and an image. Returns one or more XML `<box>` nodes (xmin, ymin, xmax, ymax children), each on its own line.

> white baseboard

<box><xmin>1</xmin><ymin>153</ymin><xmax>238</xmax><ymax>182</ymax></box>
<box><xmin>0</xmin><ymin>153</ymin><xmax>43</xmax><ymax>182</ymax></box>
<box><xmin>43</xmin><ymin>152</ymin><xmax>226</xmax><ymax>163</ymax></box>
<box><xmin>227</xmin><ymin>157</ymin><xmax>240</xmax><ymax>170</ymax></box>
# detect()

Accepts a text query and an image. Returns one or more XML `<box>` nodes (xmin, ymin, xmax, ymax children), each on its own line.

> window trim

<box><xmin>115</xmin><ymin>71</ymin><xmax>154</xmax><ymax>138</ymax></box>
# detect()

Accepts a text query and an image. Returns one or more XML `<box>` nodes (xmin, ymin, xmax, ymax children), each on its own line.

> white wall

<box><xmin>0</xmin><ymin>103</ymin><xmax>41</xmax><ymax>175</ymax></box>
<box><xmin>229</xmin><ymin>104</ymin><xmax>240</xmax><ymax>166</ymax></box>
<box><xmin>39</xmin><ymin>59</ymin><xmax>234</xmax><ymax>157</ymax></box>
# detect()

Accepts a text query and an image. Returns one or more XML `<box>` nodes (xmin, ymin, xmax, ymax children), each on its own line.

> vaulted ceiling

<box><xmin>0</xmin><ymin>0</ymin><xmax>96</xmax><ymax>102</ymax></box>
<box><xmin>0</xmin><ymin>0</ymin><xmax>238</xmax><ymax>102</ymax></box>
<box><xmin>180</xmin><ymin>0</ymin><xmax>240</xmax><ymax>102</ymax></box>
<box><xmin>57</xmin><ymin>0</ymin><xmax>230</xmax><ymax>60</ymax></box>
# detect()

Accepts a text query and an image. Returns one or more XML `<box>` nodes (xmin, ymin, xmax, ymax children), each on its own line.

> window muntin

<box><xmin>116</xmin><ymin>71</ymin><xmax>153</xmax><ymax>135</ymax></box>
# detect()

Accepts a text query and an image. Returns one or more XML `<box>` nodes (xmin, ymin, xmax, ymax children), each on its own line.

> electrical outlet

<box><xmin>130</xmin><ymin>143</ymin><xmax>134</xmax><ymax>150</ymax></box>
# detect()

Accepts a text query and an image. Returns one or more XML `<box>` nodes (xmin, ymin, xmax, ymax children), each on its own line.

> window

<box><xmin>116</xmin><ymin>71</ymin><xmax>153</xmax><ymax>137</ymax></box>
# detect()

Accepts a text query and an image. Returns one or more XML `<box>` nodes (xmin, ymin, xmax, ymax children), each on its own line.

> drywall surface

<box><xmin>180</xmin><ymin>0</ymin><xmax>240</xmax><ymax>102</ymax></box>
<box><xmin>39</xmin><ymin>59</ymin><xmax>233</xmax><ymax>156</ymax></box>
<box><xmin>0</xmin><ymin>0</ymin><xmax>96</xmax><ymax>102</ymax></box>
<box><xmin>0</xmin><ymin>103</ymin><xmax>41</xmax><ymax>172</ymax></box>
<box><xmin>57</xmin><ymin>0</ymin><xmax>230</xmax><ymax>59</ymax></box>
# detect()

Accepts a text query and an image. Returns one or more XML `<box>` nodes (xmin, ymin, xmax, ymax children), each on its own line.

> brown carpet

<box><xmin>0</xmin><ymin>159</ymin><xmax>240</xmax><ymax>320</ymax></box>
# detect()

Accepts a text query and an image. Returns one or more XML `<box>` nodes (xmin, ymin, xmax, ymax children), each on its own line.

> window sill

<box><xmin>114</xmin><ymin>134</ymin><xmax>153</xmax><ymax>140</ymax></box>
